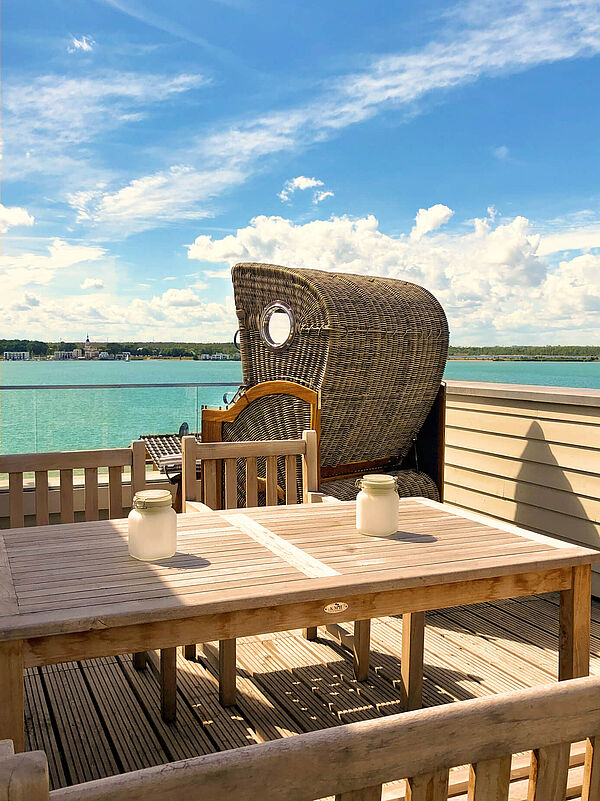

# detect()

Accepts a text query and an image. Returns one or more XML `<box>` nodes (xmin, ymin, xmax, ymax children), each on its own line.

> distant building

<box><xmin>201</xmin><ymin>353</ymin><xmax>211</xmax><ymax>360</ymax></box>
<box><xmin>72</xmin><ymin>348</ymin><xmax>83</xmax><ymax>359</ymax></box>
<box><xmin>83</xmin><ymin>334</ymin><xmax>99</xmax><ymax>360</ymax></box>
<box><xmin>98</xmin><ymin>351</ymin><xmax>115</xmax><ymax>360</ymax></box>
<box><xmin>54</xmin><ymin>351</ymin><xmax>77</xmax><ymax>360</ymax></box>
<box><xmin>3</xmin><ymin>351</ymin><xmax>30</xmax><ymax>361</ymax></box>
<box><xmin>116</xmin><ymin>352</ymin><xmax>130</xmax><ymax>361</ymax></box>
<box><xmin>213</xmin><ymin>353</ymin><xmax>230</xmax><ymax>360</ymax></box>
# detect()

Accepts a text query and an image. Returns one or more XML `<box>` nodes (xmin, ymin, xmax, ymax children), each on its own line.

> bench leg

<box><xmin>0</xmin><ymin>641</ymin><xmax>24</xmax><ymax>753</ymax></box>
<box><xmin>184</xmin><ymin>644</ymin><xmax>197</xmax><ymax>660</ymax></box>
<box><xmin>160</xmin><ymin>647</ymin><xmax>177</xmax><ymax>722</ymax></box>
<box><xmin>219</xmin><ymin>639</ymin><xmax>237</xmax><ymax>706</ymax></box>
<box><xmin>303</xmin><ymin>627</ymin><xmax>318</xmax><ymax>640</ymax></box>
<box><xmin>401</xmin><ymin>611</ymin><xmax>424</xmax><ymax>711</ymax></box>
<box><xmin>353</xmin><ymin>619</ymin><xmax>371</xmax><ymax>681</ymax></box>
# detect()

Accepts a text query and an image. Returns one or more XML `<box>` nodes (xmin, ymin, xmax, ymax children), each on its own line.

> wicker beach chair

<box><xmin>201</xmin><ymin>262</ymin><xmax>449</xmax><ymax>504</ymax></box>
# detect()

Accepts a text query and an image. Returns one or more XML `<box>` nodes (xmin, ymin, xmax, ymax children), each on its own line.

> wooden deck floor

<box><xmin>25</xmin><ymin>593</ymin><xmax>600</xmax><ymax>792</ymax></box>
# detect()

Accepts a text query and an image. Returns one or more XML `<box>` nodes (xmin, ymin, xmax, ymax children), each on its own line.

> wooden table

<box><xmin>1</xmin><ymin>498</ymin><xmax>598</xmax><ymax>752</ymax></box>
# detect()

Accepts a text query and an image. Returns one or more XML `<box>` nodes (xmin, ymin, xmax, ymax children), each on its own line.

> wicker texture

<box><xmin>233</xmin><ymin>263</ymin><xmax>449</xmax><ymax>469</ymax></box>
<box><xmin>221</xmin><ymin>393</ymin><xmax>311</xmax><ymax>505</ymax></box>
<box><xmin>323</xmin><ymin>469</ymin><xmax>440</xmax><ymax>502</ymax></box>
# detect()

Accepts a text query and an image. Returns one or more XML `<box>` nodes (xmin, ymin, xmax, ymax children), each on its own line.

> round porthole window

<box><xmin>259</xmin><ymin>301</ymin><xmax>295</xmax><ymax>351</ymax></box>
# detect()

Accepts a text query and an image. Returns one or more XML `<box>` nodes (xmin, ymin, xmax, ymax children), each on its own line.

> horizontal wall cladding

<box><xmin>443</xmin><ymin>381</ymin><xmax>600</xmax><ymax>592</ymax></box>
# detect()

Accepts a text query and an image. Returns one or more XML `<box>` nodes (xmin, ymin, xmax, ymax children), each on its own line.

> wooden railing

<box><xmin>444</xmin><ymin>381</ymin><xmax>600</xmax><ymax>593</ymax></box>
<box><xmin>2</xmin><ymin>675</ymin><xmax>600</xmax><ymax>800</ymax></box>
<box><xmin>0</xmin><ymin>441</ymin><xmax>146</xmax><ymax>528</ymax></box>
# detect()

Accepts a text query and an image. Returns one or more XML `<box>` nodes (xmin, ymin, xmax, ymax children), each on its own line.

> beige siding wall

<box><xmin>444</xmin><ymin>380</ymin><xmax>600</xmax><ymax>593</ymax></box>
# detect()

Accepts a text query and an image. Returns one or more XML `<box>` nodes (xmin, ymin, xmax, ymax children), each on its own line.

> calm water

<box><xmin>1</xmin><ymin>359</ymin><xmax>599</xmax><ymax>454</ymax></box>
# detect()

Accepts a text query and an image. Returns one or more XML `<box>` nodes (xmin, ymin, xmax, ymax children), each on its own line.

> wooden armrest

<box><xmin>184</xmin><ymin>500</ymin><xmax>214</xmax><ymax>513</ymax></box>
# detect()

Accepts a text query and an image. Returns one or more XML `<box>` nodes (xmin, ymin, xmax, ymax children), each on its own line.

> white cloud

<box><xmin>313</xmin><ymin>190</ymin><xmax>334</xmax><ymax>204</ymax></box>
<box><xmin>410</xmin><ymin>204</ymin><xmax>454</xmax><ymax>240</ymax></box>
<box><xmin>187</xmin><ymin>206</ymin><xmax>600</xmax><ymax>343</ymax></box>
<box><xmin>3</xmin><ymin>71</ymin><xmax>208</xmax><ymax>182</ymax></box>
<box><xmin>0</xmin><ymin>204</ymin><xmax>34</xmax><ymax>232</ymax></box>
<box><xmin>492</xmin><ymin>145</ymin><xmax>509</xmax><ymax>160</ymax></box>
<box><xmin>80</xmin><ymin>277</ymin><xmax>105</xmax><ymax>290</ymax></box>
<box><xmin>279</xmin><ymin>176</ymin><xmax>324</xmax><ymax>202</ymax></box>
<box><xmin>538</xmin><ymin>224</ymin><xmax>600</xmax><ymax>255</ymax></box>
<box><xmin>69</xmin><ymin>0</ymin><xmax>600</xmax><ymax>234</ymax></box>
<box><xmin>68</xmin><ymin>36</ymin><xmax>95</xmax><ymax>53</ymax></box>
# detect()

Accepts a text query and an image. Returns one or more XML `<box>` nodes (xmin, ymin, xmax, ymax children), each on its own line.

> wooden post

<box><xmin>528</xmin><ymin>744</ymin><xmax>570</xmax><ymax>801</ymax></box>
<box><xmin>0</xmin><ymin>749</ymin><xmax>49</xmax><ymax>801</ymax></box>
<box><xmin>353</xmin><ymin>619</ymin><xmax>371</xmax><ymax>681</ymax></box>
<box><xmin>406</xmin><ymin>770</ymin><xmax>449</xmax><ymax>801</ymax></box>
<box><xmin>181</xmin><ymin>435</ymin><xmax>198</xmax><ymax>514</ymax></box>
<box><xmin>304</xmin><ymin>627</ymin><xmax>318</xmax><ymax>640</ymax></box>
<box><xmin>132</xmin><ymin>652</ymin><xmax>146</xmax><ymax>670</ymax></box>
<box><xmin>131</xmin><ymin>439</ymin><xmax>146</xmax><ymax>494</ymax></box>
<box><xmin>559</xmin><ymin>564</ymin><xmax>591</xmax><ymax>680</ymax></box>
<box><xmin>160</xmin><ymin>647</ymin><xmax>177</xmax><ymax>722</ymax></box>
<box><xmin>219</xmin><ymin>639</ymin><xmax>237</xmax><ymax>706</ymax></box>
<box><xmin>467</xmin><ymin>756</ymin><xmax>511</xmax><ymax>800</ymax></box>
<box><xmin>583</xmin><ymin>736</ymin><xmax>600</xmax><ymax>801</ymax></box>
<box><xmin>401</xmin><ymin>612</ymin><xmax>425</xmax><ymax>711</ymax></box>
<box><xmin>302</xmin><ymin>430</ymin><xmax>319</xmax><ymax>502</ymax></box>
<box><xmin>0</xmin><ymin>641</ymin><xmax>24</xmax><ymax>753</ymax></box>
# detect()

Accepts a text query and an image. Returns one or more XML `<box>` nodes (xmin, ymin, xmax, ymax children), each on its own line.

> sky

<box><xmin>2</xmin><ymin>0</ymin><xmax>600</xmax><ymax>345</ymax></box>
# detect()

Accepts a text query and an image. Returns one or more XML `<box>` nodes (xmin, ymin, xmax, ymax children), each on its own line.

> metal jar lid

<box><xmin>355</xmin><ymin>474</ymin><xmax>398</xmax><ymax>495</ymax></box>
<box><xmin>132</xmin><ymin>489</ymin><xmax>173</xmax><ymax>510</ymax></box>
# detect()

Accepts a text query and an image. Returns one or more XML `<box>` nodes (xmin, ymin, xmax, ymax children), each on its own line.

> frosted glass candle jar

<box><xmin>355</xmin><ymin>474</ymin><xmax>399</xmax><ymax>537</ymax></box>
<box><xmin>128</xmin><ymin>489</ymin><xmax>177</xmax><ymax>560</ymax></box>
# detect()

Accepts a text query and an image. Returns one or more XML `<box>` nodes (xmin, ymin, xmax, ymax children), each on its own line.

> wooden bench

<box><xmin>0</xmin><ymin>441</ymin><xmax>147</xmax><ymax>527</ymax></box>
<box><xmin>3</xmin><ymin>674</ymin><xmax>600</xmax><ymax>800</ymax></box>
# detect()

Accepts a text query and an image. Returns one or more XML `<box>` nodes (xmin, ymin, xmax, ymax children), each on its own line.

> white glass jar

<box><xmin>355</xmin><ymin>474</ymin><xmax>399</xmax><ymax>537</ymax></box>
<box><xmin>128</xmin><ymin>489</ymin><xmax>177</xmax><ymax>561</ymax></box>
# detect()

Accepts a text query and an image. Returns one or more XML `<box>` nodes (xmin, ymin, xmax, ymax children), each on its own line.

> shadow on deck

<box><xmin>26</xmin><ymin>592</ymin><xmax>596</xmax><ymax>790</ymax></box>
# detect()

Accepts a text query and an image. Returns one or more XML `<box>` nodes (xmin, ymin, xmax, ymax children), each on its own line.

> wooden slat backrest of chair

<box><xmin>0</xmin><ymin>675</ymin><xmax>593</xmax><ymax>801</ymax></box>
<box><xmin>181</xmin><ymin>430</ymin><xmax>319</xmax><ymax>512</ymax></box>
<box><xmin>0</xmin><ymin>441</ymin><xmax>146</xmax><ymax>528</ymax></box>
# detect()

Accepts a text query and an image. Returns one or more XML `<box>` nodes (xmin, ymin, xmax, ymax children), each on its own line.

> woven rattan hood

<box><xmin>232</xmin><ymin>262</ymin><xmax>449</xmax><ymax>469</ymax></box>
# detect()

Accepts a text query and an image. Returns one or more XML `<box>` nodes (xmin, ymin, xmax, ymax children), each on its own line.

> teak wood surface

<box><xmin>0</xmin><ymin>497</ymin><xmax>598</xmax><ymax>752</ymax></box>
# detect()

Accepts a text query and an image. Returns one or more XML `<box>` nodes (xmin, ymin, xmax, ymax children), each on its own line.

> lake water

<box><xmin>1</xmin><ymin>358</ymin><xmax>599</xmax><ymax>454</ymax></box>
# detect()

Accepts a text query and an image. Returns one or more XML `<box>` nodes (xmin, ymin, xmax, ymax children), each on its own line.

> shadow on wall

<box><xmin>513</xmin><ymin>420</ymin><xmax>598</xmax><ymax>551</ymax></box>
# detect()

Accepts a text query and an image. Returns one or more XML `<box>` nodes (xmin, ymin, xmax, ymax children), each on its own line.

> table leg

<box><xmin>184</xmin><ymin>644</ymin><xmax>197</xmax><ymax>660</ymax></box>
<box><xmin>402</xmin><ymin>612</ymin><xmax>425</xmax><ymax>711</ymax></box>
<box><xmin>353</xmin><ymin>620</ymin><xmax>371</xmax><ymax>681</ymax></box>
<box><xmin>219</xmin><ymin>639</ymin><xmax>237</xmax><ymax>706</ymax></box>
<box><xmin>559</xmin><ymin>564</ymin><xmax>591</xmax><ymax>680</ymax></box>
<box><xmin>304</xmin><ymin>627</ymin><xmax>318</xmax><ymax>640</ymax></box>
<box><xmin>0</xmin><ymin>641</ymin><xmax>24</xmax><ymax>752</ymax></box>
<box><xmin>132</xmin><ymin>652</ymin><xmax>146</xmax><ymax>670</ymax></box>
<box><xmin>160</xmin><ymin>647</ymin><xmax>177</xmax><ymax>722</ymax></box>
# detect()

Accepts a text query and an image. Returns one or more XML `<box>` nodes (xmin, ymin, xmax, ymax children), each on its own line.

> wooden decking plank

<box><xmin>40</xmin><ymin>661</ymin><xmax>119</xmax><ymax>783</ymax></box>
<box><xmin>203</xmin><ymin>643</ymin><xmax>302</xmax><ymax>741</ymax></box>
<box><xmin>243</xmin><ymin>641</ymin><xmax>342</xmax><ymax>732</ymax></box>
<box><xmin>173</xmin><ymin>652</ymin><xmax>259</xmax><ymax>750</ymax></box>
<box><xmin>79</xmin><ymin>657</ymin><xmax>168</xmax><ymax>772</ymax></box>
<box><xmin>118</xmin><ymin>654</ymin><xmax>214</xmax><ymax>759</ymax></box>
<box><xmin>25</xmin><ymin>667</ymin><xmax>67</xmax><ymax>790</ymax></box>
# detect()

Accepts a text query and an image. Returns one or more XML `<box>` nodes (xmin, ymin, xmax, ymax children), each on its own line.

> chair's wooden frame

<box><xmin>177</xmin><ymin>430</ymin><xmax>320</xmax><ymax>708</ymax></box>
<box><xmin>4</xmin><ymin>674</ymin><xmax>600</xmax><ymax>800</ymax></box>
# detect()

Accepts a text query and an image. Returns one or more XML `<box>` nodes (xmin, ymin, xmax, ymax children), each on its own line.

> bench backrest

<box><xmin>0</xmin><ymin>441</ymin><xmax>146</xmax><ymax>528</ymax></box>
<box><xmin>3</xmin><ymin>675</ymin><xmax>600</xmax><ymax>800</ymax></box>
<box><xmin>181</xmin><ymin>430</ymin><xmax>319</xmax><ymax>511</ymax></box>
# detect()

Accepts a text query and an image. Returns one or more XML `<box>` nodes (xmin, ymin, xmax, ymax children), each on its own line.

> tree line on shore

<box><xmin>2</xmin><ymin>340</ymin><xmax>599</xmax><ymax>360</ymax></box>
<box><xmin>0</xmin><ymin>340</ymin><xmax>240</xmax><ymax>359</ymax></box>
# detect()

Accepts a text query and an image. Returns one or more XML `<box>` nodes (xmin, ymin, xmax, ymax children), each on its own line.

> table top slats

<box><xmin>1</xmin><ymin>499</ymin><xmax>598</xmax><ymax>640</ymax></box>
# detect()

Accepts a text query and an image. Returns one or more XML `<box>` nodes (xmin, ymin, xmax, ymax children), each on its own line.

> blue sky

<box><xmin>2</xmin><ymin>0</ymin><xmax>600</xmax><ymax>343</ymax></box>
